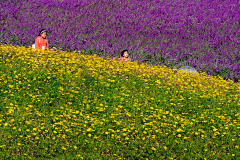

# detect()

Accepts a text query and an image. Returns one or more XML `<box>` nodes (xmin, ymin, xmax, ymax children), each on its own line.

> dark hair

<box><xmin>38</xmin><ymin>29</ymin><xmax>47</xmax><ymax>36</ymax></box>
<box><xmin>121</xmin><ymin>49</ymin><xmax>129</xmax><ymax>57</ymax></box>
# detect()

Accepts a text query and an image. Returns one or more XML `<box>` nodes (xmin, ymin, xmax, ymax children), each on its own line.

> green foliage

<box><xmin>0</xmin><ymin>45</ymin><xmax>239</xmax><ymax>159</ymax></box>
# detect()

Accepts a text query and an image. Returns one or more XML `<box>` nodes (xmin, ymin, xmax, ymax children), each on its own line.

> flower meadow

<box><xmin>0</xmin><ymin>44</ymin><xmax>240</xmax><ymax>159</ymax></box>
<box><xmin>1</xmin><ymin>0</ymin><xmax>240</xmax><ymax>81</ymax></box>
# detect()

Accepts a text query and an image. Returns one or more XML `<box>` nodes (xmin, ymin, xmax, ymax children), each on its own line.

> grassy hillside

<box><xmin>0</xmin><ymin>45</ymin><xmax>239</xmax><ymax>159</ymax></box>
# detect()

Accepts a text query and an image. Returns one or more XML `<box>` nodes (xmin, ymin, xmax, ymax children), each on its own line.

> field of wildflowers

<box><xmin>0</xmin><ymin>44</ymin><xmax>239</xmax><ymax>159</ymax></box>
<box><xmin>1</xmin><ymin>0</ymin><xmax>240</xmax><ymax>81</ymax></box>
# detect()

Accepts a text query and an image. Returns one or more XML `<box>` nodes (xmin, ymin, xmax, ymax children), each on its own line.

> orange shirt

<box><xmin>35</xmin><ymin>36</ymin><xmax>49</xmax><ymax>50</ymax></box>
<box><xmin>119</xmin><ymin>57</ymin><xmax>130</xmax><ymax>62</ymax></box>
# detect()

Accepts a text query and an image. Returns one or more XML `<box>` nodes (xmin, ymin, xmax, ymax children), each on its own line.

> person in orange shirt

<box><xmin>119</xmin><ymin>49</ymin><xmax>131</xmax><ymax>62</ymax></box>
<box><xmin>35</xmin><ymin>29</ymin><xmax>49</xmax><ymax>51</ymax></box>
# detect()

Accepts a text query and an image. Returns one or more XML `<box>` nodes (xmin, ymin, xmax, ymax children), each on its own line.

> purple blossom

<box><xmin>0</xmin><ymin>0</ymin><xmax>240</xmax><ymax>81</ymax></box>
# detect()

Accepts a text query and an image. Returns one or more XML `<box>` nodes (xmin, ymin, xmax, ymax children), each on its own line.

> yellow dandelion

<box><xmin>61</xmin><ymin>146</ymin><xmax>66</xmax><ymax>150</ymax></box>
<box><xmin>151</xmin><ymin>147</ymin><xmax>156</xmax><ymax>151</ymax></box>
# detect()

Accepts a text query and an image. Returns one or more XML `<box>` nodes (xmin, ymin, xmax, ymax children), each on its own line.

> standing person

<box><xmin>119</xmin><ymin>49</ymin><xmax>131</xmax><ymax>62</ymax></box>
<box><xmin>35</xmin><ymin>29</ymin><xmax>49</xmax><ymax>51</ymax></box>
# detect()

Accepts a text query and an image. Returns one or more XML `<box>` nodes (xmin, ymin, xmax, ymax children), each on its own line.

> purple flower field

<box><xmin>1</xmin><ymin>0</ymin><xmax>240</xmax><ymax>81</ymax></box>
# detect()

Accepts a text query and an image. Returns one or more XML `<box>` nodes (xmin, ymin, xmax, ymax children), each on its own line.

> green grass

<box><xmin>0</xmin><ymin>45</ymin><xmax>239</xmax><ymax>159</ymax></box>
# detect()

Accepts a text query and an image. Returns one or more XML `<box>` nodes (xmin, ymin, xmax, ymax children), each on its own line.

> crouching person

<box><xmin>119</xmin><ymin>49</ymin><xmax>131</xmax><ymax>62</ymax></box>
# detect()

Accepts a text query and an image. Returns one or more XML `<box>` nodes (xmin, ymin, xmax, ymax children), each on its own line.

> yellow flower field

<box><xmin>0</xmin><ymin>45</ymin><xmax>239</xmax><ymax>159</ymax></box>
